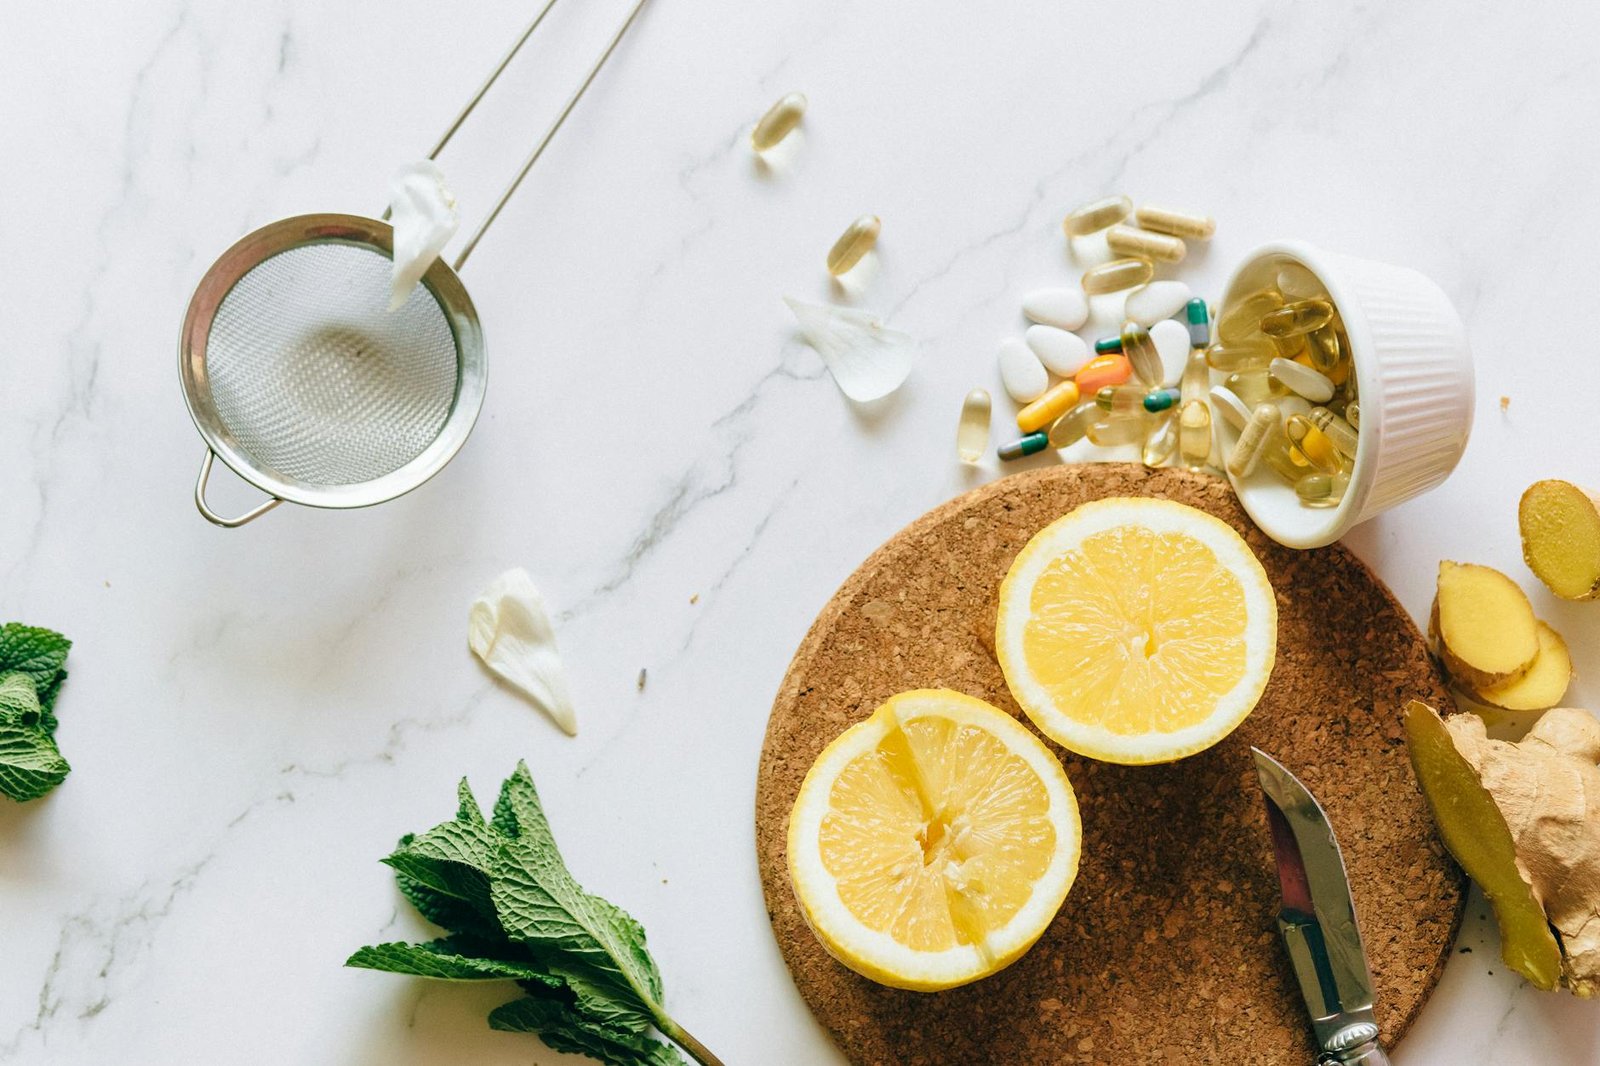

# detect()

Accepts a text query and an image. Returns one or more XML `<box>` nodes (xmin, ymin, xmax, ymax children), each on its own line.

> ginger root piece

<box><xmin>1429</xmin><ymin>561</ymin><xmax>1540</xmax><ymax>689</ymax></box>
<box><xmin>1520</xmin><ymin>480</ymin><xmax>1600</xmax><ymax>601</ymax></box>
<box><xmin>1473</xmin><ymin>620</ymin><xmax>1574</xmax><ymax>712</ymax></box>
<box><xmin>1405</xmin><ymin>701</ymin><xmax>1600</xmax><ymax>996</ymax></box>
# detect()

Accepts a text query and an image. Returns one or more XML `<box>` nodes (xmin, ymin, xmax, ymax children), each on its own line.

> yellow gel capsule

<box><xmin>1178</xmin><ymin>399</ymin><xmax>1212</xmax><ymax>468</ymax></box>
<box><xmin>1081</xmin><ymin>257</ymin><xmax>1153</xmax><ymax>295</ymax></box>
<box><xmin>826</xmin><ymin>214</ymin><xmax>880</xmax><ymax>276</ymax></box>
<box><xmin>1306</xmin><ymin>324</ymin><xmax>1344</xmax><ymax>374</ymax></box>
<box><xmin>957</xmin><ymin>388</ymin><xmax>991</xmax><ymax>463</ymax></box>
<box><xmin>1047</xmin><ymin>402</ymin><xmax>1099</xmax><ymax>448</ymax></box>
<box><xmin>1260</xmin><ymin>298</ymin><xmax>1334</xmax><ymax>339</ymax></box>
<box><xmin>1062</xmin><ymin>194</ymin><xmax>1132</xmax><ymax>237</ymax></box>
<box><xmin>1180</xmin><ymin>348</ymin><xmax>1210</xmax><ymax>405</ymax></box>
<box><xmin>1142</xmin><ymin>412</ymin><xmax>1179</xmax><ymax>467</ymax></box>
<box><xmin>1206</xmin><ymin>341</ymin><xmax>1274</xmax><ymax>374</ymax></box>
<box><xmin>1134</xmin><ymin>204</ymin><xmax>1216</xmax><ymax>240</ymax></box>
<box><xmin>1096</xmin><ymin>383</ymin><xmax>1148</xmax><ymax>417</ymax></box>
<box><xmin>1346</xmin><ymin>400</ymin><xmax>1361</xmax><ymax>430</ymax></box>
<box><xmin>751</xmin><ymin>92</ymin><xmax>807</xmax><ymax>151</ymax></box>
<box><xmin>1217</xmin><ymin>289</ymin><xmax>1284</xmax><ymax>343</ymax></box>
<box><xmin>1307</xmin><ymin>406</ymin><xmax>1359</xmax><ymax>459</ymax></box>
<box><xmin>1224</xmin><ymin>369</ymin><xmax>1285</xmax><ymax>407</ymax></box>
<box><xmin>1016</xmin><ymin>380</ymin><xmax>1080</xmax><ymax>433</ymax></box>
<box><xmin>1105</xmin><ymin>225</ymin><xmax>1186</xmax><ymax>264</ymax></box>
<box><xmin>1284</xmin><ymin>415</ymin><xmax>1341</xmax><ymax>474</ymax></box>
<box><xmin>1087</xmin><ymin>416</ymin><xmax>1148</xmax><ymax>447</ymax></box>
<box><xmin>1121</xmin><ymin>322</ymin><xmax>1164</xmax><ymax>387</ymax></box>
<box><xmin>1295</xmin><ymin>472</ymin><xmax>1338</xmax><ymax>508</ymax></box>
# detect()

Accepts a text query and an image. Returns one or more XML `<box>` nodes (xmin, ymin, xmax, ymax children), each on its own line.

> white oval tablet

<box><xmin>1124</xmin><ymin>281</ymin><xmax>1192</xmax><ymax>328</ymax></box>
<box><xmin>1269</xmin><ymin>357</ymin><xmax>1335</xmax><ymax>403</ymax></box>
<box><xmin>1149</xmin><ymin>319</ymin><xmax>1191</xmax><ymax>387</ymax></box>
<box><xmin>1021</xmin><ymin>287</ymin><xmax>1089</xmax><ymax>331</ymax></box>
<box><xmin>1208</xmin><ymin>384</ymin><xmax>1253</xmax><ymax>431</ymax></box>
<box><xmin>1024</xmin><ymin>325</ymin><xmax>1090</xmax><ymax>378</ymax></box>
<box><xmin>998</xmin><ymin>338</ymin><xmax>1049</xmax><ymax>403</ymax></box>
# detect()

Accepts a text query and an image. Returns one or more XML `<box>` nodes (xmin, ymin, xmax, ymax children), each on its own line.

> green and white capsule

<box><xmin>998</xmin><ymin>431</ymin><xmax>1049</xmax><ymax>461</ymax></box>
<box><xmin>1185</xmin><ymin>297</ymin><xmax>1211</xmax><ymax>348</ymax></box>
<box><xmin>1142</xmin><ymin>388</ymin><xmax>1180</xmax><ymax>413</ymax></box>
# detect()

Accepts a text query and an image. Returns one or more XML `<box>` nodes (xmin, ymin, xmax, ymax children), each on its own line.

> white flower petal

<box><xmin>467</xmin><ymin>568</ymin><xmax>577</xmax><ymax>735</ymax></box>
<box><xmin>785</xmin><ymin>297</ymin><xmax>914</xmax><ymax>403</ymax></box>
<box><xmin>388</xmin><ymin>160</ymin><xmax>459</xmax><ymax>311</ymax></box>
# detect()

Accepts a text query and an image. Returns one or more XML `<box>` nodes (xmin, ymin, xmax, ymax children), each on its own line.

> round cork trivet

<box><xmin>755</xmin><ymin>464</ymin><xmax>1465</xmax><ymax>1066</ymax></box>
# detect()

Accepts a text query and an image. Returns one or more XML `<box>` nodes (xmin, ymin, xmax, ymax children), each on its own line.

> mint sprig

<box><xmin>347</xmin><ymin>764</ymin><xmax>721</xmax><ymax>1066</ymax></box>
<box><xmin>0</xmin><ymin>624</ymin><xmax>72</xmax><ymax>802</ymax></box>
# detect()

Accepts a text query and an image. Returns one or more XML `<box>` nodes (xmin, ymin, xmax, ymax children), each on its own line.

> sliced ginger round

<box><xmin>1431</xmin><ymin>561</ymin><xmax>1540</xmax><ymax>690</ymax></box>
<box><xmin>1474</xmin><ymin>620</ymin><xmax>1573</xmax><ymax>711</ymax></box>
<box><xmin>994</xmin><ymin>497</ymin><xmax>1277</xmax><ymax>765</ymax></box>
<box><xmin>787</xmin><ymin>689</ymin><xmax>1080</xmax><ymax>991</ymax></box>
<box><xmin>1520</xmin><ymin>479</ymin><xmax>1600</xmax><ymax>601</ymax></box>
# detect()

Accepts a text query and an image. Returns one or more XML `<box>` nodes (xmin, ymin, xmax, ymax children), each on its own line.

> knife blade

<box><xmin>1251</xmin><ymin>748</ymin><xmax>1391</xmax><ymax>1066</ymax></box>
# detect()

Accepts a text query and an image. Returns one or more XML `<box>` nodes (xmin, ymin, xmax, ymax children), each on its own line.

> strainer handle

<box><xmin>195</xmin><ymin>449</ymin><xmax>282</xmax><ymax>528</ymax></box>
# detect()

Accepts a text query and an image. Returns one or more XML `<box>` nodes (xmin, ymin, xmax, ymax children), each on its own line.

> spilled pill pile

<box><xmin>978</xmin><ymin>195</ymin><xmax>1220</xmax><ymax>475</ymax></box>
<box><xmin>970</xmin><ymin>197</ymin><xmax>1359</xmax><ymax>513</ymax></box>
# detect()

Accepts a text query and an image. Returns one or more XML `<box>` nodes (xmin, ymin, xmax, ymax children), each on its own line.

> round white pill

<box><xmin>998</xmin><ymin>338</ymin><xmax>1049</xmax><ymax>403</ymax></box>
<box><xmin>1124</xmin><ymin>281</ymin><xmax>1192</xmax><ymax>328</ymax></box>
<box><xmin>1024</xmin><ymin>325</ymin><xmax>1090</xmax><ymax>378</ymax></box>
<box><xmin>1149</xmin><ymin>319</ymin><xmax>1191</xmax><ymax>386</ymax></box>
<box><xmin>1021</xmin><ymin>288</ymin><xmax>1089</xmax><ymax>331</ymax></box>
<box><xmin>1269</xmin><ymin>357</ymin><xmax>1335</xmax><ymax>403</ymax></box>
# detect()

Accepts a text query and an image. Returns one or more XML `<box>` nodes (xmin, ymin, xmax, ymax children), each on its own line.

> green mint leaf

<box><xmin>382</xmin><ymin>817</ymin><xmax>503</xmax><ymax>939</ymax></box>
<box><xmin>0</xmin><ymin>624</ymin><xmax>71</xmax><ymax>704</ymax></box>
<box><xmin>489</xmin><ymin>995</ymin><xmax>687</xmax><ymax>1066</ymax></box>
<box><xmin>345</xmin><ymin>938</ymin><xmax>560</xmax><ymax>987</ymax></box>
<box><xmin>489</xmin><ymin>773</ymin><xmax>666</xmax><ymax>1024</ymax></box>
<box><xmin>354</xmin><ymin>765</ymin><xmax>714</xmax><ymax>1066</ymax></box>
<box><xmin>492</xmin><ymin>761</ymin><xmax>556</xmax><ymax>844</ymax></box>
<box><xmin>0</xmin><ymin>719</ymin><xmax>70</xmax><ymax>802</ymax></box>
<box><xmin>394</xmin><ymin>872</ymin><xmax>501</xmax><ymax>942</ymax></box>
<box><xmin>456</xmin><ymin>778</ymin><xmax>487</xmax><ymax>827</ymax></box>
<box><xmin>0</xmin><ymin>673</ymin><xmax>41</xmax><ymax>724</ymax></box>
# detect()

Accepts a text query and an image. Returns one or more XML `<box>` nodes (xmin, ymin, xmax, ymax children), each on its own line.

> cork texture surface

<box><xmin>754</xmin><ymin>464</ymin><xmax>1466</xmax><ymax>1065</ymax></box>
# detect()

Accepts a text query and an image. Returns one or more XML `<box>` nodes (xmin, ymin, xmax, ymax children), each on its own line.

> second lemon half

<box><xmin>995</xmin><ymin>497</ymin><xmax>1277</xmax><ymax>764</ymax></box>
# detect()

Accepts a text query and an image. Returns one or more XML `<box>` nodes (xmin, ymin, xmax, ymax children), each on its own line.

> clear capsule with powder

<box><xmin>1062</xmin><ymin>195</ymin><xmax>1132</xmax><ymax>237</ymax></box>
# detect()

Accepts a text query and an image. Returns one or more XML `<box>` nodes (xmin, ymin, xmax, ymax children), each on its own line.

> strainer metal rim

<box><xmin>179</xmin><ymin>212</ymin><xmax>487</xmax><ymax>514</ymax></box>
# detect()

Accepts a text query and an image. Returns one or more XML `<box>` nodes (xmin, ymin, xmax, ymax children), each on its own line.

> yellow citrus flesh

<box><xmin>996</xmin><ymin>498</ymin><xmax>1277</xmax><ymax>764</ymax></box>
<box><xmin>787</xmin><ymin>690</ymin><xmax>1080</xmax><ymax>991</ymax></box>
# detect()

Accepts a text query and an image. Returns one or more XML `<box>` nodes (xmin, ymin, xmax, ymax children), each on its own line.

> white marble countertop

<box><xmin>4</xmin><ymin>0</ymin><xmax>1599</xmax><ymax>1062</ymax></box>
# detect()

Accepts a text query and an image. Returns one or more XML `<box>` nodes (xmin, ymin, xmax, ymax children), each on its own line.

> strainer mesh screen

<box><xmin>205</xmin><ymin>242</ymin><xmax>459</xmax><ymax>487</ymax></box>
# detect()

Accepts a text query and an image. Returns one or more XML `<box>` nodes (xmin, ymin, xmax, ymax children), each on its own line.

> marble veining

<box><xmin>4</xmin><ymin>0</ymin><xmax>1599</xmax><ymax>1063</ymax></box>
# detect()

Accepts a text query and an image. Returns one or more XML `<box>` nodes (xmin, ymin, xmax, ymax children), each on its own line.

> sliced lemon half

<box><xmin>996</xmin><ymin>497</ymin><xmax>1277</xmax><ymax>765</ymax></box>
<box><xmin>786</xmin><ymin>689</ymin><xmax>1080</xmax><ymax>991</ymax></box>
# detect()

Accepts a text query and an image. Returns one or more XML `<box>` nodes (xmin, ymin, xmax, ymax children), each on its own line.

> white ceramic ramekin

<box><xmin>1217</xmin><ymin>241</ymin><xmax>1475</xmax><ymax>549</ymax></box>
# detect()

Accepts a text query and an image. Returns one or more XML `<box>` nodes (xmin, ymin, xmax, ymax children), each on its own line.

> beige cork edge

<box><xmin>755</xmin><ymin>464</ymin><xmax>1465</xmax><ymax>1066</ymax></box>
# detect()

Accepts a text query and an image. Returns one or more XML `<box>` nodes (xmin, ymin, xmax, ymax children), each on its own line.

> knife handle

<box><xmin>1318</xmin><ymin>1041</ymin><xmax>1389</xmax><ymax>1066</ymax></box>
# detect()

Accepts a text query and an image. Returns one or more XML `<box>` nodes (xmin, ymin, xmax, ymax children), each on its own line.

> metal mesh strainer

<box><xmin>179</xmin><ymin>0</ymin><xmax>648</xmax><ymax>526</ymax></box>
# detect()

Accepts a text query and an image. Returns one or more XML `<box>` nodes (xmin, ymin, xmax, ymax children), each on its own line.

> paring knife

<box><xmin>1251</xmin><ymin>748</ymin><xmax>1390</xmax><ymax>1066</ymax></box>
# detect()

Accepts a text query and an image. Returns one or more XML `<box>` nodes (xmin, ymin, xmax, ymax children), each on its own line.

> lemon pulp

<box><xmin>787</xmin><ymin>689</ymin><xmax>1080</xmax><ymax>990</ymax></box>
